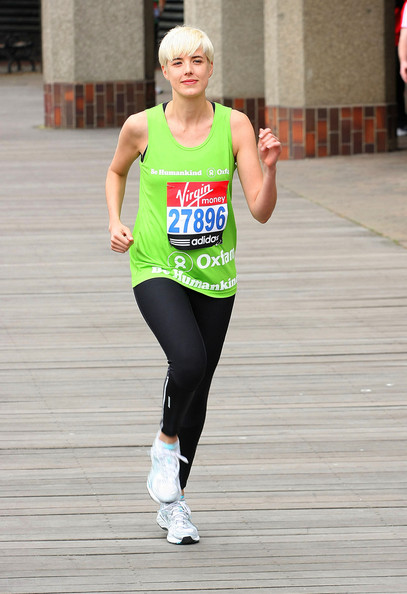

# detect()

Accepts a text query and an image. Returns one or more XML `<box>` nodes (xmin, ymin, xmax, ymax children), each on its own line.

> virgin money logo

<box><xmin>167</xmin><ymin>181</ymin><xmax>229</xmax><ymax>208</ymax></box>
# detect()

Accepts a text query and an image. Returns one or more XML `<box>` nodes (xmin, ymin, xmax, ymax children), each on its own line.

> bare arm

<box><xmin>231</xmin><ymin>110</ymin><xmax>281</xmax><ymax>224</ymax></box>
<box><xmin>105</xmin><ymin>111</ymin><xmax>147</xmax><ymax>252</ymax></box>
<box><xmin>399</xmin><ymin>27</ymin><xmax>407</xmax><ymax>83</ymax></box>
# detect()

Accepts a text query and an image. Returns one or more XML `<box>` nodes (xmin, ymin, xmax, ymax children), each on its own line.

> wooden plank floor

<box><xmin>1</xmin><ymin>74</ymin><xmax>407</xmax><ymax>593</ymax></box>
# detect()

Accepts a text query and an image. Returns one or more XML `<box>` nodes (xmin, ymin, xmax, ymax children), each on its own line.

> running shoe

<box><xmin>157</xmin><ymin>499</ymin><xmax>200</xmax><ymax>544</ymax></box>
<box><xmin>147</xmin><ymin>434</ymin><xmax>187</xmax><ymax>504</ymax></box>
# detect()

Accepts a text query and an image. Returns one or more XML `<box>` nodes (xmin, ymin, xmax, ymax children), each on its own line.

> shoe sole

<box><xmin>147</xmin><ymin>480</ymin><xmax>161</xmax><ymax>504</ymax></box>
<box><xmin>167</xmin><ymin>534</ymin><xmax>199</xmax><ymax>545</ymax></box>
<box><xmin>158</xmin><ymin>522</ymin><xmax>200</xmax><ymax>545</ymax></box>
<box><xmin>147</xmin><ymin>479</ymin><xmax>180</xmax><ymax>505</ymax></box>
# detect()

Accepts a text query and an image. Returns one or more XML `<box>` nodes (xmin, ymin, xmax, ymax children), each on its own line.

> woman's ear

<box><xmin>162</xmin><ymin>64</ymin><xmax>169</xmax><ymax>80</ymax></box>
<box><xmin>208</xmin><ymin>61</ymin><xmax>214</xmax><ymax>78</ymax></box>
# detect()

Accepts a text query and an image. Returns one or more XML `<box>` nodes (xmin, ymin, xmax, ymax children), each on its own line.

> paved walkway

<box><xmin>1</xmin><ymin>71</ymin><xmax>407</xmax><ymax>593</ymax></box>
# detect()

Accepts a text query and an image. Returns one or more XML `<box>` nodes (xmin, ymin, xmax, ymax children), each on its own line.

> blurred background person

<box><xmin>396</xmin><ymin>0</ymin><xmax>407</xmax><ymax>135</ymax></box>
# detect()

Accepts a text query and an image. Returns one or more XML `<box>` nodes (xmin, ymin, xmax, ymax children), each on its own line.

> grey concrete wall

<box><xmin>184</xmin><ymin>0</ymin><xmax>264</xmax><ymax>99</ymax></box>
<box><xmin>264</xmin><ymin>0</ymin><xmax>395</xmax><ymax>107</ymax></box>
<box><xmin>265</xmin><ymin>0</ymin><xmax>304</xmax><ymax>106</ymax></box>
<box><xmin>42</xmin><ymin>0</ymin><xmax>146</xmax><ymax>83</ymax></box>
<box><xmin>42</xmin><ymin>0</ymin><xmax>75</xmax><ymax>82</ymax></box>
<box><xmin>303</xmin><ymin>0</ymin><xmax>392</xmax><ymax>105</ymax></box>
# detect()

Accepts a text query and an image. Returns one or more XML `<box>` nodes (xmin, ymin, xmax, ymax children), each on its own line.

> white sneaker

<box><xmin>147</xmin><ymin>434</ymin><xmax>187</xmax><ymax>504</ymax></box>
<box><xmin>157</xmin><ymin>499</ymin><xmax>200</xmax><ymax>545</ymax></box>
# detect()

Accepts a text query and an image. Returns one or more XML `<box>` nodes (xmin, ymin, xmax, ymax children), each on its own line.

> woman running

<box><xmin>106</xmin><ymin>25</ymin><xmax>281</xmax><ymax>545</ymax></box>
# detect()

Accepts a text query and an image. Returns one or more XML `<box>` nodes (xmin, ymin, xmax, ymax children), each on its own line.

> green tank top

<box><xmin>129</xmin><ymin>102</ymin><xmax>237</xmax><ymax>298</ymax></box>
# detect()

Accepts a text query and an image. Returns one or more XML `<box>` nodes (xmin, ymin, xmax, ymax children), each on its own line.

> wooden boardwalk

<box><xmin>1</xmin><ymin>74</ymin><xmax>407</xmax><ymax>593</ymax></box>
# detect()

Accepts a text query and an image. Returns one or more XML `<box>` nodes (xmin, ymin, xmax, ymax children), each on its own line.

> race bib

<box><xmin>167</xmin><ymin>181</ymin><xmax>229</xmax><ymax>250</ymax></box>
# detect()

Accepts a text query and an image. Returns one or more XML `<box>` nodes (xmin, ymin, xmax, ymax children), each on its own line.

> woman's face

<box><xmin>162</xmin><ymin>48</ymin><xmax>213</xmax><ymax>97</ymax></box>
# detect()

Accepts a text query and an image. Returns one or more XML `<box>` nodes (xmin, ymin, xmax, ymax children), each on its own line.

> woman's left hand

<box><xmin>258</xmin><ymin>128</ymin><xmax>282</xmax><ymax>169</ymax></box>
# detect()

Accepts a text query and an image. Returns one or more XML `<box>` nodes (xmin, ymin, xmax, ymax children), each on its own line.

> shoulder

<box><xmin>230</xmin><ymin>108</ymin><xmax>250</xmax><ymax>124</ymax></box>
<box><xmin>124</xmin><ymin>103</ymin><xmax>166</xmax><ymax>142</ymax></box>
<box><xmin>230</xmin><ymin>109</ymin><xmax>256</xmax><ymax>155</ymax></box>
<box><xmin>119</xmin><ymin>110</ymin><xmax>148</xmax><ymax>153</ymax></box>
<box><xmin>230</xmin><ymin>109</ymin><xmax>255</xmax><ymax>138</ymax></box>
<box><xmin>123</xmin><ymin>110</ymin><xmax>148</xmax><ymax>136</ymax></box>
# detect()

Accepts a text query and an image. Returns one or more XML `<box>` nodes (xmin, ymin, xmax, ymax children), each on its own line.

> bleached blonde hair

<box><xmin>158</xmin><ymin>25</ymin><xmax>214</xmax><ymax>66</ymax></box>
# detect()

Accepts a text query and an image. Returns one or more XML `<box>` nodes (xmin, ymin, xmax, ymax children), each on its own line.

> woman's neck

<box><xmin>167</xmin><ymin>94</ymin><xmax>212</xmax><ymax>125</ymax></box>
<box><xmin>164</xmin><ymin>96</ymin><xmax>214</xmax><ymax>147</ymax></box>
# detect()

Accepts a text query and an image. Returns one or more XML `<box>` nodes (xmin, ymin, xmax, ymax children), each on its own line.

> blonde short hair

<box><xmin>158</xmin><ymin>25</ymin><xmax>214</xmax><ymax>66</ymax></box>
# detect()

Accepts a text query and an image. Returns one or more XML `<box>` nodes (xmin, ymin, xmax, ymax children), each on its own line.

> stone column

<box><xmin>265</xmin><ymin>0</ymin><xmax>397</xmax><ymax>158</ymax></box>
<box><xmin>184</xmin><ymin>0</ymin><xmax>265</xmax><ymax>130</ymax></box>
<box><xmin>42</xmin><ymin>0</ymin><xmax>155</xmax><ymax>128</ymax></box>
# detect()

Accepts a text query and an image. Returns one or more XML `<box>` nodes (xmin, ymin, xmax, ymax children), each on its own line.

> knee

<box><xmin>171</xmin><ymin>349</ymin><xmax>207</xmax><ymax>392</ymax></box>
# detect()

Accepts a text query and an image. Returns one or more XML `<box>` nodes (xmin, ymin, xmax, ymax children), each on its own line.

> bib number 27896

<box><xmin>167</xmin><ymin>181</ymin><xmax>229</xmax><ymax>250</ymax></box>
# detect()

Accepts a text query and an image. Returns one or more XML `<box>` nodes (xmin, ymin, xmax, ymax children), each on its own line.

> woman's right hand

<box><xmin>109</xmin><ymin>221</ymin><xmax>134</xmax><ymax>253</ymax></box>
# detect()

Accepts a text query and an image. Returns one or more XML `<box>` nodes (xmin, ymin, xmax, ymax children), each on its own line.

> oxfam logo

<box><xmin>167</xmin><ymin>251</ymin><xmax>193</xmax><ymax>272</ymax></box>
<box><xmin>207</xmin><ymin>167</ymin><xmax>216</xmax><ymax>177</ymax></box>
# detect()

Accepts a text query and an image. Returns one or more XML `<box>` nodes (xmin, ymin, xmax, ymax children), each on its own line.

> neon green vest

<box><xmin>129</xmin><ymin>102</ymin><xmax>237</xmax><ymax>298</ymax></box>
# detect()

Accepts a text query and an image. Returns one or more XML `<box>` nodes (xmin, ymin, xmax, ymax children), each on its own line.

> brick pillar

<box><xmin>264</xmin><ymin>0</ymin><xmax>397</xmax><ymax>159</ymax></box>
<box><xmin>41</xmin><ymin>0</ymin><xmax>155</xmax><ymax>128</ymax></box>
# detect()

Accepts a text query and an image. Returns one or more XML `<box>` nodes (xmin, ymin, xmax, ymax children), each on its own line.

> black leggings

<box><xmin>134</xmin><ymin>278</ymin><xmax>235</xmax><ymax>489</ymax></box>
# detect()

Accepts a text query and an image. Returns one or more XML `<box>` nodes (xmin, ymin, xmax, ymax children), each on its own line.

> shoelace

<box><xmin>156</xmin><ymin>447</ymin><xmax>188</xmax><ymax>479</ymax></box>
<box><xmin>168</xmin><ymin>501</ymin><xmax>192</xmax><ymax>527</ymax></box>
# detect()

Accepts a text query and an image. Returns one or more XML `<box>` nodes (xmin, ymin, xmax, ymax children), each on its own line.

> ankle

<box><xmin>158</xmin><ymin>431</ymin><xmax>178</xmax><ymax>445</ymax></box>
